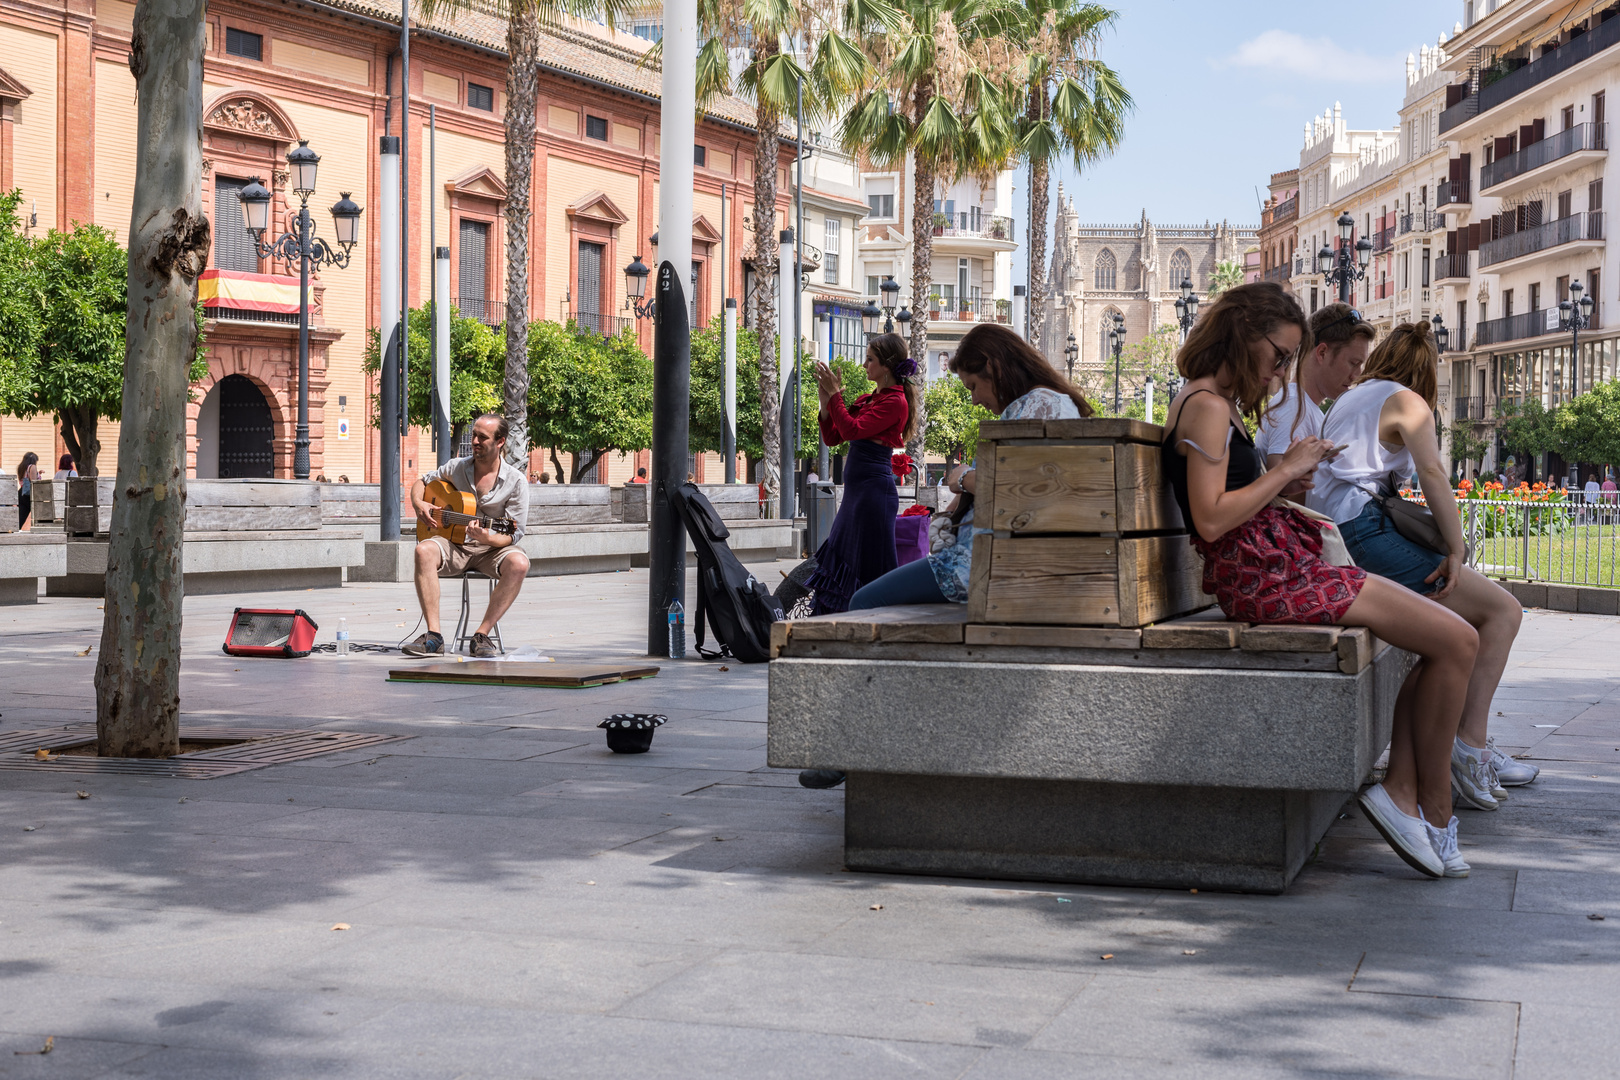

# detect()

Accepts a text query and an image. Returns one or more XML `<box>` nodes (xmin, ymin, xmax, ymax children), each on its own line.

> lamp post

<box><xmin>1063</xmin><ymin>332</ymin><xmax>1078</xmax><ymax>380</ymax></box>
<box><xmin>238</xmin><ymin>141</ymin><xmax>361</xmax><ymax>480</ymax></box>
<box><xmin>879</xmin><ymin>274</ymin><xmax>901</xmax><ymax>332</ymax></box>
<box><xmin>861</xmin><ymin>299</ymin><xmax>883</xmax><ymax>339</ymax></box>
<box><xmin>1430</xmin><ymin>312</ymin><xmax>1450</xmax><ymax>353</ymax></box>
<box><xmin>1109</xmin><ymin>310</ymin><xmax>1126</xmax><ymax>414</ymax></box>
<box><xmin>1559</xmin><ymin>279</ymin><xmax>1595</xmax><ymax>398</ymax></box>
<box><xmin>1173</xmin><ymin>277</ymin><xmax>1199</xmax><ymax>341</ymax></box>
<box><xmin>1317</xmin><ymin>210</ymin><xmax>1372</xmax><ymax>304</ymax></box>
<box><xmin>623</xmin><ymin>255</ymin><xmax>654</xmax><ymax>318</ymax></box>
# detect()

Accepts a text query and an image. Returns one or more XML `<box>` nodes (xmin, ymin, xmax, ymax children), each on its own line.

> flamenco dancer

<box><xmin>802</xmin><ymin>333</ymin><xmax>919</xmax><ymax>616</ymax></box>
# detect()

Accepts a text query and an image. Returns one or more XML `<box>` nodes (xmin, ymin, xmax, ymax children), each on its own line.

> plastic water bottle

<box><xmin>336</xmin><ymin>618</ymin><xmax>350</xmax><ymax>657</ymax></box>
<box><xmin>667</xmin><ymin>600</ymin><xmax>685</xmax><ymax>659</ymax></box>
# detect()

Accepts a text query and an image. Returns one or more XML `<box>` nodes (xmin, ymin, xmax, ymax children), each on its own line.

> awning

<box><xmin>199</xmin><ymin>269</ymin><xmax>302</xmax><ymax>314</ymax></box>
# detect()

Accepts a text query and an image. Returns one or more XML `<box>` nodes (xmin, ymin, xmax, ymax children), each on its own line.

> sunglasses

<box><xmin>1263</xmin><ymin>334</ymin><xmax>1299</xmax><ymax>371</ymax></box>
<box><xmin>1315</xmin><ymin>309</ymin><xmax>1366</xmax><ymax>335</ymax></box>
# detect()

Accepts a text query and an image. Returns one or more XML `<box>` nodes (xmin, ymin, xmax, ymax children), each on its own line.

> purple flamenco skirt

<box><xmin>806</xmin><ymin>439</ymin><xmax>899</xmax><ymax>615</ymax></box>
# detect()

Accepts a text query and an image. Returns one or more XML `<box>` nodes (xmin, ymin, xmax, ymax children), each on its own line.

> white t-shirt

<box><xmin>1255</xmin><ymin>387</ymin><xmax>1324</xmax><ymax>459</ymax></box>
<box><xmin>1317</xmin><ymin>380</ymin><xmax>1418</xmax><ymax>524</ymax></box>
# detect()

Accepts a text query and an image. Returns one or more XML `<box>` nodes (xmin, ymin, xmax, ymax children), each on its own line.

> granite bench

<box><xmin>0</xmin><ymin>534</ymin><xmax>67</xmax><ymax>604</ymax></box>
<box><xmin>767</xmin><ymin>604</ymin><xmax>1413</xmax><ymax>894</ymax></box>
<box><xmin>623</xmin><ymin>482</ymin><xmax>795</xmax><ymax>564</ymax></box>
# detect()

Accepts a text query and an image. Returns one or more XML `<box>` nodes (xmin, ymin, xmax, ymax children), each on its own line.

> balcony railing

<box><xmin>923</xmin><ymin>297</ymin><xmax>1011</xmax><ymax>323</ymax></box>
<box><xmin>1270</xmin><ymin>195</ymin><xmax>1298</xmax><ymax>224</ymax></box>
<box><xmin>1474</xmin><ymin>304</ymin><xmax>1601</xmax><ymax>348</ymax></box>
<box><xmin>1441</xmin><ymin>327</ymin><xmax>1466</xmax><ymax>353</ymax></box>
<box><xmin>1453</xmin><ymin>396</ymin><xmax>1486</xmax><ymax>420</ymax></box>
<box><xmin>1441</xmin><ymin>14</ymin><xmax>1620</xmax><ymax>134</ymax></box>
<box><xmin>931</xmin><ymin>213</ymin><xmax>1014</xmax><ymax>242</ymax></box>
<box><xmin>1437</xmin><ymin>178</ymin><xmax>1470</xmax><ymax>207</ymax></box>
<box><xmin>565</xmin><ymin>310</ymin><xmax>635</xmax><ymax>337</ymax></box>
<box><xmin>1481</xmin><ymin>123</ymin><xmax>1607</xmax><ymax>191</ymax></box>
<box><xmin>1399</xmin><ymin>209</ymin><xmax>1437</xmax><ymax>234</ymax></box>
<box><xmin>1435</xmin><ymin>251</ymin><xmax>1469</xmax><ymax>280</ymax></box>
<box><xmin>1478</xmin><ymin>211</ymin><xmax>1604</xmax><ymax>269</ymax></box>
<box><xmin>457</xmin><ymin>296</ymin><xmax>501</xmax><ymax>325</ymax></box>
<box><xmin>1374</xmin><ymin>225</ymin><xmax>1396</xmax><ymax>251</ymax></box>
<box><xmin>1262</xmin><ymin>264</ymin><xmax>1292</xmax><ymax>283</ymax></box>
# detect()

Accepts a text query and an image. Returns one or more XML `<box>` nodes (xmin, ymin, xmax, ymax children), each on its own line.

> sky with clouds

<box><xmin>1034</xmin><ymin>0</ymin><xmax>1462</xmax><ymax>234</ymax></box>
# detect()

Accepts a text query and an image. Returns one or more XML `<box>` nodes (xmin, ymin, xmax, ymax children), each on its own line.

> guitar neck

<box><xmin>436</xmin><ymin>508</ymin><xmax>514</xmax><ymax>534</ymax></box>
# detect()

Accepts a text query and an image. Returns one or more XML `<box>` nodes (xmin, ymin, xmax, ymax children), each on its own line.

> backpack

<box><xmin>665</xmin><ymin>480</ymin><xmax>783</xmax><ymax>663</ymax></box>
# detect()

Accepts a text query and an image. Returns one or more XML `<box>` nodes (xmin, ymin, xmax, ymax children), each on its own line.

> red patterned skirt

<box><xmin>1193</xmin><ymin>505</ymin><xmax>1366</xmax><ymax>625</ymax></box>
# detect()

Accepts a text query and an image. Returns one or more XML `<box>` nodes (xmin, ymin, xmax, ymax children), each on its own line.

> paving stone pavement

<box><xmin>2</xmin><ymin>563</ymin><xmax>1618</xmax><ymax>1079</ymax></box>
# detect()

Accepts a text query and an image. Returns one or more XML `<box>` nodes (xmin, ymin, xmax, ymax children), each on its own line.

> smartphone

<box><xmin>1330</xmin><ymin>443</ymin><xmax>1350</xmax><ymax>454</ymax></box>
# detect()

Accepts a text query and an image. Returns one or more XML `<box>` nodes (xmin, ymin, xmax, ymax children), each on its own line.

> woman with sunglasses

<box><xmin>1317</xmin><ymin>320</ymin><xmax>1531</xmax><ymax>813</ymax></box>
<box><xmin>1163</xmin><ymin>282</ymin><xmax>1479</xmax><ymax>879</ymax></box>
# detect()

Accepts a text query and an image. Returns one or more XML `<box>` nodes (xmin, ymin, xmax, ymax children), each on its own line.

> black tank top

<box><xmin>1162</xmin><ymin>389</ymin><xmax>1263</xmax><ymax>530</ymax></box>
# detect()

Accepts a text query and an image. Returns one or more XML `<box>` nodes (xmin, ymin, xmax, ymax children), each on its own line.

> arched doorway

<box><xmin>216</xmin><ymin>374</ymin><xmax>275</xmax><ymax>478</ymax></box>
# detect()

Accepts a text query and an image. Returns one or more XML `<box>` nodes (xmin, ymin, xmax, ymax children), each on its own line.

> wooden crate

<box><xmin>968</xmin><ymin>417</ymin><xmax>1203</xmax><ymax>628</ymax></box>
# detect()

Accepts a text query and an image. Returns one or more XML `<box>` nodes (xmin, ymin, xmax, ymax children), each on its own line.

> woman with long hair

<box><xmin>802</xmin><ymin>333</ymin><xmax>920</xmax><ymax>615</ymax></box>
<box><xmin>15</xmin><ymin>452</ymin><xmax>39</xmax><ymax>530</ymax></box>
<box><xmin>797</xmin><ymin>325</ymin><xmax>1091</xmax><ymax>790</ymax></box>
<box><xmin>1318</xmin><ymin>320</ymin><xmax>1530</xmax><ymax>809</ymax></box>
<box><xmin>1164</xmin><ymin>282</ymin><xmax>1478</xmax><ymax>879</ymax></box>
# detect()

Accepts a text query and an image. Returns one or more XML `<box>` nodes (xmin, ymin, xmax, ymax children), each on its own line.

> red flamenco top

<box><xmin>819</xmin><ymin>384</ymin><xmax>909</xmax><ymax>448</ymax></box>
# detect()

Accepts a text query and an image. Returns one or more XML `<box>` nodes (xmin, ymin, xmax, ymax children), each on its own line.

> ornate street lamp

<box><xmin>1110</xmin><ymin>310</ymin><xmax>1126</xmax><ymax>413</ymax></box>
<box><xmin>1173</xmin><ymin>277</ymin><xmax>1199</xmax><ymax>341</ymax></box>
<box><xmin>1559</xmin><ymin>278</ymin><xmax>1595</xmax><ymax>396</ymax></box>
<box><xmin>1064</xmin><ymin>331</ymin><xmax>1078</xmax><ymax>380</ymax></box>
<box><xmin>238</xmin><ymin>140</ymin><xmax>361</xmax><ymax>480</ymax></box>
<box><xmin>623</xmin><ymin>255</ymin><xmax>653</xmax><ymax>319</ymax></box>
<box><xmin>1318</xmin><ymin>211</ymin><xmax>1372</xmax><ymax>303</ymax></box>
<box><xmin>1430</xmin><ymin>312</ymin><xmax>1450</xmax><ymax>352</ymax></box>
<box><xmin>879</xmin><ymin>274</ymin><xmax>901</xmax><ymax>332</ymax></box>
<box><xmin>861</xmin><ymin>299</ymin><xmax>883</xmax><ymax>338</ymax></box>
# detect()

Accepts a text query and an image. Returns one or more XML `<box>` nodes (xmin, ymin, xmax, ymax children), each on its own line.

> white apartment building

<box><xmin>1429</xmin><ymin>0</ymin><xmax>1619</xmax><ymax>480</ymax></box>
<box><xmin>856</xmin><ymin>165</ymin><xmax>1020</xmax><ymax>379</ymax></box>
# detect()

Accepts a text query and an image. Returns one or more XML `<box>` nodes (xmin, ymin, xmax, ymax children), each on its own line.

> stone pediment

<box><xmin>446</xmin><ymin>166</ymin><xmax>508</xmax><ymax>203</ymax></box>
<box><xmin>566</xmin><ymin>190</ymin><xmax>627</xmax><ymax>226</ymax></box>
<box><xmin>0</xmin><ymin>65</ymin><xmax>31</xmax><ymax>103</ymax></box>
<box><xmin>692</xmin><ymin>215</ymin><xmax>721</xmax><ymax>244</ymax></box>
<box><xmin>203</xmin><ymin>92</ymin><xmax>299</xmax><ymax>142</ymax></box>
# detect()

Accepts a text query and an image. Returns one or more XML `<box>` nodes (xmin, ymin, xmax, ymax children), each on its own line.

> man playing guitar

<box><xmin>404</xmin><ymin>413</ymin><xmax>531</xmax><ymax>657</ymax></box>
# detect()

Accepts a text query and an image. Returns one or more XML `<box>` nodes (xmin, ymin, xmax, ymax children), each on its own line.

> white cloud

<box><xmin>1217</xmin><ymin>30</ymin><xmax>1396</xmax><ymax>84</ymax></box>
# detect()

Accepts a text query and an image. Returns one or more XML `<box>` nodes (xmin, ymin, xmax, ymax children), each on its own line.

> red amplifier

<box><xmin>222</xmin><ymin>608</ymin><xmax>319</xmax><ymax>658</ymax></box>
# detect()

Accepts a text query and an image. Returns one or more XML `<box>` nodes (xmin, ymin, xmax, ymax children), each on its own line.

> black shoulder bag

<box><xmin>1374</xmin><ymin>471</ymin><xmax>1458</xmax><ymax>557</ymax></box>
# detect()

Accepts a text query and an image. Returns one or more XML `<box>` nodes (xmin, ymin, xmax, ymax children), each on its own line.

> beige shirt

<box><xmin>420</xmin><ymin>455</ymin><xmax>530</xmax><ymax>544</ymax></box>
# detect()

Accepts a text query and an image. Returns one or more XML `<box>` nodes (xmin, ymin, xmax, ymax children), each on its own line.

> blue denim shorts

<box><xmin>1338</xmin><ymin>499</ymin><xmax>1446</xmax><ymax>596</ymax></box>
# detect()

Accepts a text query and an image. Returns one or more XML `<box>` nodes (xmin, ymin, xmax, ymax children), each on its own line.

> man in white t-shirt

<box><xmin>1258</xmin><ymin>302</ymin><xmax>1375</xmax><ymax>499</ymax></box>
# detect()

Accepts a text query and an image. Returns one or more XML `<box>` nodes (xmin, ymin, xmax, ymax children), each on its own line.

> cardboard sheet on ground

<box><xmin>387</xmin><ymin>662</ymin><xmax>660</xmax><ymax>688</ymax></box>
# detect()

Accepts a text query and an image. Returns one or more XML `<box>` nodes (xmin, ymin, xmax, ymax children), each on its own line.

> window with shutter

<box><xmin>212</xmin><ymin>178</ymin><xmax>260</xmax><ymax>273</ymax></box>
<box><xmin>576</xmin><ymin>240</ymin><xmax>603</xmax><ymax>334</ymax></box>
<box><xmin>459</xmin><ymin>220</ymin><xmax>489</xmax><ymax>321</ymax></box>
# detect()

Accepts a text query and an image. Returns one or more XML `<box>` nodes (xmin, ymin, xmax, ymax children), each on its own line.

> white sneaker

<box><xmin>1358</xmin><ymin>784</ymin><xmax>1444</xmax><ymax>878</ymax></box>
<box><xmin>1451</xmin><ymin>740</ymin><xmax>1499</xmax><ymax>811</ymax></box>
<box><xmin>1423</xmin><ymin>814</ymin><xmax>1470</xmax><ymax>878</ymax></box>
<box><xmin>1487</xmin><ymin>735</ymin><xmax>1539</xmax><ymax>786</ymax></box>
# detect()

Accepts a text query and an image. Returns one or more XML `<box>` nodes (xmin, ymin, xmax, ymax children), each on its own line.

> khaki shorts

<box><xmin>423</xmin><ymin>536</ymin><xmax>519</xmax><ymax>579</ymax></box>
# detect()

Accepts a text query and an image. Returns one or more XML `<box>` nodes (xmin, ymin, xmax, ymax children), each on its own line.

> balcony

<box><xmin>930</xmin><ymin>213</ymin><xmax>1015</xmax><ymax>250</ymax></box>
<box><xmin>1441</xmin><ymin>327</ymin><xmax>1465</xmax><ymax>353</ymax></box>
<box><xmin>1440</xmin><ymin>14</ymin><xmax>1620</xmax><ymax>135</ymax></box>
<box><xmin>565</xmin><ymin>310</ymin><xmax>635</xmax><ymax>337</ymax></box>
<box><xmin>1436</xmin><ymin>178</ymin><xmax>1470</xmax><ymax>211</ymax></box>
<box><xmin>1262</xmin><ymin>264</ymin><xmax>1292</xmax><ymax>284</ymax></box>
<box><xmin>1474</xmin><ymin>304</ymin><xmax>1601</xmax><ymax>348</ymax></box>
<box><xmin>1268</xmin><ymin>195</ymin><xmax>1298</xmax><ymax>226</ymax></box>
<box><xmin>1399</xmin><ymin>209</ymin><xmax>1438</xmax><ymax>234</ymax></box>
<box><xmin>1373</xmin><ymin>225</ymin><xmax>1396</xmax><ymax>252</ymax></box>
<box><xmin>1453</xmin><ymin>396</ymin><xmax>1486</xmax><ymax>421</ymax></box>
<box><xmin>1477</xmin><ymin>211</ymin><xmax>1604</xmax><ymax>270</ymax></box>
<box><xmin>923</xmin><ymin>297</ymin><xmax>1010</xmax><ymax>324</ymax></box>
<box><xmin>1480</xmin><ymin>123</ymin><xmax>1607</xmax><ymax>197</ymax></box>
<box><xmin>457</xmin><ymin>296</ymin><xmax>502</xmax><ymax>326</ymax></box>
<box><xmin>1435</xmin><ymin>251</ymin><xmax>1469</xmax><ymax>282</ymax></box>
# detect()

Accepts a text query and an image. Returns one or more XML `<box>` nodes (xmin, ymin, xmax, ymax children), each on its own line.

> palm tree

<box><xmin>419</xmin><ymin>0</ymin><xmax>635</xmax><ymax>466</ymax></box>
<box><xmin>1016</xmin><ymin>0</ymin><xmax>1130</xmax><ymax>348</ymax></box>
<box><xmin>1208</xmin><ymin>259</ymin><xmax>1245</xmax><ymax>296</ymax></box>
<box><xmin>840</xmin><ymin>0</ymin><xmax>1023</xmax><ymax>488</ymax></box>
<box><xmin>681</xmin><ymin>0</ymin><xmax>885</xmax><ymax>507</ymax></box>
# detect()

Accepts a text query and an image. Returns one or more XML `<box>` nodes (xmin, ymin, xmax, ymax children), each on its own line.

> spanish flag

<box><xmin>198</xmin><ymin>269</ymin><xmax>302</xmax><ymax>314</ymax></box>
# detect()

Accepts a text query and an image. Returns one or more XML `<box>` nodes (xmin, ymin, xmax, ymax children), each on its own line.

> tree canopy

<box><xmin>526</xmin><ymin>321</ymin><xmax>652</xmax><ymax>482</ymax></box>
<box><xmin>1552</xmin><ymin>380</ymin><xmax>1620</xmax><ymax>473</ymax></box>
<box><xmin>923</xmin><ymin>375</ymin><xmax>993</xmax><ymax>463</ymax></box>
<box><xmin>1496</xmin><ymin>397</ymin><xmax>1559</xmax><ymax>466</ymax></box>
<box><xmin>0</xmin><ymin>191</ymin><xmax>40</xmax><ymax>413</ymax></box>
<box><xmin>688</xmin><ymin>316</ymin><xmax>819</xmax><ymax>464</ymax></box>
<box><xmin>364</xmin><ymin>304</ymin><xmax>504</xmax><ymax>440</ymax></box>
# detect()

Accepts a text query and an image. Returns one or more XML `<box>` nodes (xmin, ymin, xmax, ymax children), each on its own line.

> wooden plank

<box><xmin>964</xmin><ymin>438</ymin><xmax>998</xmax><ymax>622</ymax></box>
<box><xmin>184</xmin><ymin>506</ymin><xmax>321</xmax><ymax>531</ymax></box>
<box><xmin>770</xmin><ymin>620</ymin><xmax>789</xmax><ymax>659</ymax></box>
<box><xmin>187</xmin><ymin>482</ymin><xmax>321</xmax><ymax>507</ymax></box>
<box><xmin>1118</xmin><ymin>535</ymin><xmax>1205</xmax><ymax>627</ymax></box>
<box><xmin>977</xmin><ymin>418</ymin><xmax>1048</xmax><ymax>440</ymax></box>
<box><xmin>1042</xmin><ymin>417</ymin><xmax>1164</xmax><ymax>444</ymax></box>
<box><xmin>875</xmin><ymin>605</ymin><xmax>969</xmax><ymax>644</ymax></box>
<box><xmin>1113</xmin><ymin>442</ymin><xmax>1185</xmax><ymax>533</ymax></box>
<box><xmin>65</xmin><ymin>506</ymin><xmax>102</xmax><ymax>536</ymax></box>
<box><xmin>1239</xmin><ymin>625</ymin><xmax>1343</xmax><ymax>653</ymax></box>
<box><xmin>1142</xmin><ymin>605</ymin><xmax>1242</xmax><ymax>649</ymax></box>
<box><xmin>528</xmin><ymin>505</ymin><xmax>614</xmax><ymax>525</ymax></box>
<box><xmin>785</xmin><ymin>615</ymin><xmax>877</xmax><ymax>643</ymax></box>
<box><xmin>528</xmin><ymin>484</ymin><xmax>613</xmax><ymax>506</ymax></box>
<box><xmin>983</xmin><ymin>574</ymin><xmax>1119</xmax><ymax>625</ymax></box>
<box><xmin>966</xmin><ymin>624</ymin><xmax>1141</xmax><ymax>649</ymax></box>
<box><xmin>1337</xmin><ymin>627</ymin><xmax>1372</xmax><ymax>674</ymax></box>
<box><xmin>988</xmin><ymin>445</ymin><xmax>1116</xmax><ymax>534</ymax></box>
<box><xmin>387</xmin><ymin>661</ymin><xmax>659</xmax><ymax>687</ymax></box>
<box><xmin>989</xmin><ymin>535</ymin><xmax>1118</xmax><ymax>578</ymax></box>
<box><xmin>779</xmin><ymin>638</ymin><xmax>1346</xmax><ymax>671</ymax></box>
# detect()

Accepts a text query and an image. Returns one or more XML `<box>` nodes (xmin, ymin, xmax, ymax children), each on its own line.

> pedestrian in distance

<box><xmin>1162</xmin><ymin>282</ymin><xmax>1478</xmax><ymax>880</ymax></box>
<box><xmin>803</xmin><ymin>332</ymin><xmax>918</xmax><ymax>616</ymax></box>
<box><xmin>1317</xmin><ymin>321</ymin><xmax>1531</xmax><ymax>810</ymax></box>
<box><xmin>15</xmin><ymin>452</ymin><xmax>39</xmax><ymax>530</ymax></box>
<box><xmin>1257</xmin><ymin>302</ymin><xmax>1374</xmax><ymax>498</ymax></box>
<box><xmin>403</xmin><ymin>414</ymin><xmax>531</xmax><ymax>659</ymax></box>
<box><xmin>54</xmin><ymin>453</ymin><xmax>78</xmax><ymax>480</ymax></box>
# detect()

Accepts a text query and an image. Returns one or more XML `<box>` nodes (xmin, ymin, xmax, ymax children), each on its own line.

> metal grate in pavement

<box><xmin>0</xmin><ymin>726</ymin><xmax>409</xmax><ymax>778</ymax></box>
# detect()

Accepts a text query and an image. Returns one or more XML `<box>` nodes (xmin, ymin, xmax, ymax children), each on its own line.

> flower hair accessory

<box><xmin>891</xmin><ymin>356</ymin><xmax>919</xmax><ymax>379</ymax></box>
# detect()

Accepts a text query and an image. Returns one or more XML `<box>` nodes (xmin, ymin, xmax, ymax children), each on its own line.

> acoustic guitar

<box><xmin>416</xmin><ymin>477</ymin><xmax>519</xmax><ymax>544</ymax></box>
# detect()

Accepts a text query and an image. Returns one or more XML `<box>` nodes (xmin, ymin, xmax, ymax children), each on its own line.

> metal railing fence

<box><xmin>1401</xmin><ymin>496</ymin><xmax>1620</xmax><ymax>587</ymax></box>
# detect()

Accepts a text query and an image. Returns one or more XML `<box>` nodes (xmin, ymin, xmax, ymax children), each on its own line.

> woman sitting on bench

<box><xmin>1163</xmin><ymin>281</ymin><xmax>1478</xmax><ymax>881</ymax></box>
